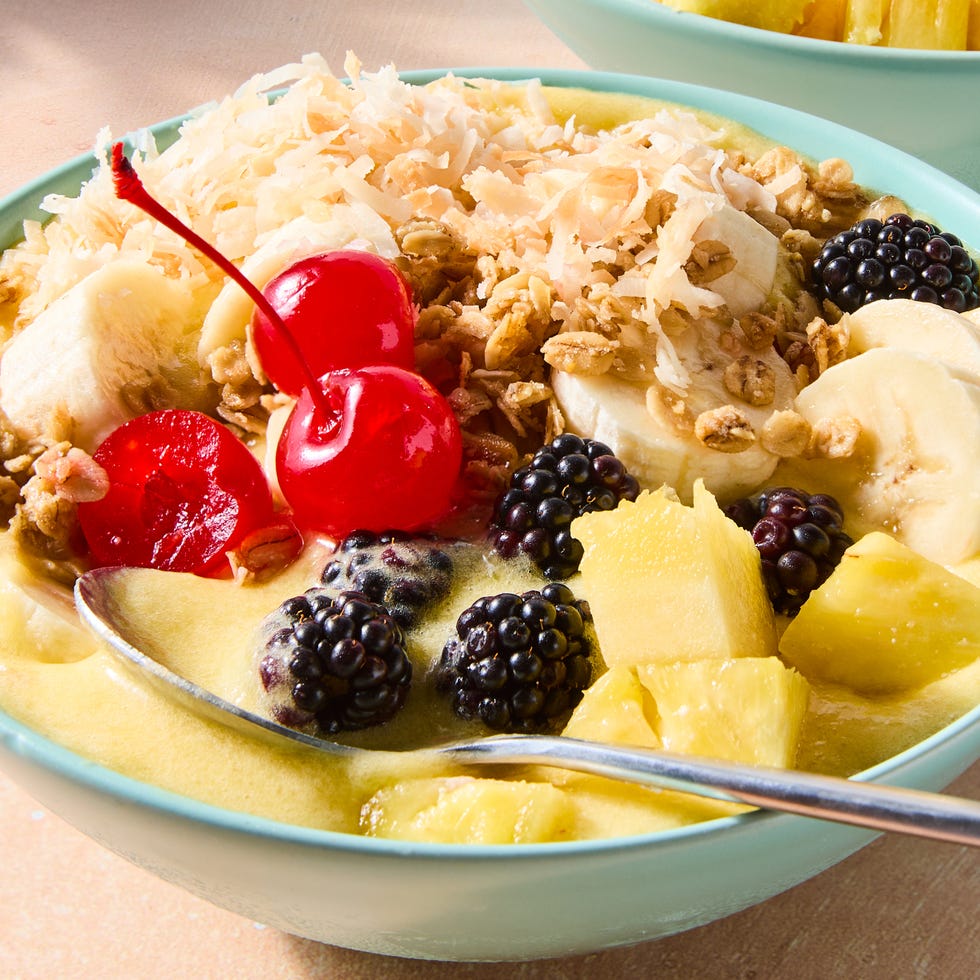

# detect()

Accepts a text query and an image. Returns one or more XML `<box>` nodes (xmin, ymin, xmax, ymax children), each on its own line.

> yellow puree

<box><xmin>0</xmin><ymin>89</ymin><xmax>978</xmax><ymax>845</ymax></box>
<box><xmin>1</xmin><ymin>530</ymin><xmax>978</xmax><ymax>844</ymax></box>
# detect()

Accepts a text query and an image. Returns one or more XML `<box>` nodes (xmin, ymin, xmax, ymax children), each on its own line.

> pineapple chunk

<box><xmin>562</xmin><ymin>659</ymin><xmax>809</xmax><ymax>768</ymax></box>
<box><xmin>636</xmin><ymin>658</ymin><xmax>809</xmax><ymax>766</ymax></box>
<box><xmin>555</xmin><ymin>658</ymin><xmax>805</xmax><ymax>830</ymax></box>
<box><xmin>660</xmin><ymin>0</ymin><xmax>810</xmax><ymax>32</ymax></box>
<box><xmin>881</xmin><ymin>0</ymin><xmax>970</xmax><ymax>49</ymax></box>
<box><xmin>556</xmin><ymin>664</ymin><xmax>750</xmax><ymax>827</ymax></box>
<box><xmin>562</xmin><ymin>665</ymin><xmax>661</xmax><ymax>749</ymax></box>
<box><xmin>844</xmin><ymin>0</ymin><xmax>888</xmax><ymax>44</ymax></box>
<box><xmin>572</xmin><ymin>481</ymin><xmax>776</xmax><ymax>667</ymax></box>
<box><xmin>359</xmin><ymin>776</ymin><xmax>574</xmax><ymax>844</ymax></box>
<box><xmin>797</xmin><ymin>0</ymin><xmax>848</xmax><ymax>38</ymax></box>
<box><xmin>779</xmin><ymin>532</ymin><xmax>980</xmax><ymax>695</ymax></box>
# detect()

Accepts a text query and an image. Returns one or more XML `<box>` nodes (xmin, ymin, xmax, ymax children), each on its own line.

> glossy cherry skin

<box><xmin>276</xmin><ymin>366</ymin><xmax>463</xmax><ymax>537</ymax></box>
<box><xmin>78</xmin><ymin>410</ymin><xmax>276</xmax><ymax>575</ymax></box>
<box><xmin>252</xmin><ymin>250</ymin><xmax>417</xmax><ymax>396</ymax></box>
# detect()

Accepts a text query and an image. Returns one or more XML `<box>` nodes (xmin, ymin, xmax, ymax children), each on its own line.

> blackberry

<box><xmin>811</xmin><ymin>213</ymin><xmax>979</xmax><ymax>314</ymax></box>
<box><xmin>257</xmin><ymin>589</ymin><xmax>412</xmax><ymax>735</ymax></box>
<box><xmin>321</xmin><ymin>530</ymin><xmax>457</xmax><ymax>629</ymax></box>
<box><xmin>489</xmin><ymin>433</ymin><xmax>640</xmax><ymax>579</ymax></box>
<box><xmin>436</xmin><ymin>582</ymin><xmax>595</xmax><ymax>733</ymax></box>
<box><xmin>725</xmin><ymin>487</ymin><xmax>853</xmax><ymax>615</ymax></box>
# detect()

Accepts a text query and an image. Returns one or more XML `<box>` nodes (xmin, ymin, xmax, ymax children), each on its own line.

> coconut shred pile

<box><xmin>0</xmin><ymin>53</ymin><xmax>864</xmax><ymax>531</ymax></box>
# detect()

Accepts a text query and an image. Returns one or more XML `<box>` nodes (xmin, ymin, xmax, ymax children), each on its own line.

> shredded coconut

<box><xmin>0</xmin><ymin>58</ymin><xmax>790</xmax><ymax>396</ymax></box>
<box><xmin>0</xmin><ymin>56</ymin><xmax>877</xmax><ymax>540</ymax></box>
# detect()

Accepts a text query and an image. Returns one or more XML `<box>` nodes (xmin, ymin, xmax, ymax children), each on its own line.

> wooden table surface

<box><xmin>1</xmin><ymin>3</ymin><xmax>977</xmax><ymax>977</ymax></box>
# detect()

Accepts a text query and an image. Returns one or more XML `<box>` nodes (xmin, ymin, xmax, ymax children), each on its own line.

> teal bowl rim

<box><xmin>0</xmin><ymin>65</ymin><xmax>978</xmax><ymax>861</ymax></box>
<box><xmin>526</xmin><ymin>0</ymin><xmax>980</xmax><ymax>64</ymax></box>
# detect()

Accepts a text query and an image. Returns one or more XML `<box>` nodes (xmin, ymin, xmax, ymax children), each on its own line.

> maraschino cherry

<box><xmin>78</xmin><ymin>409</ymin><xmax>276</xmax><ymax>575</ymax></box>
<box><xmin>109</xmin><ymin>143</ymin><xmax>462</xmax><ymax>540</ymax></box>
<box><xmin>253</xmin><ymin>250</ymin><xmax>416</xmax><ymax>396</ymax></box>
<box><xmin>277</xmin><ymin>365</ymin><xmax>462</xmax><ymax>537</ymax></box>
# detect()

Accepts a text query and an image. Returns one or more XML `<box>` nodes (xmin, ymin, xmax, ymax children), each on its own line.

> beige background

<box><xmin>1</xmin><ymin>2</ymin><xmax>978</xmax><ymax>976</ymax></box>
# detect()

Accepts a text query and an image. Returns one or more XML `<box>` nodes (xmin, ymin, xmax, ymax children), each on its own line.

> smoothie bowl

<box><xmin>0</xmin><ymin>59</ymin><xmax>979</xmax><ymax>961</ymax></box>
<box><xmin>523</xmin><ymin>0</ymin><xmax>980</xmax><ymax>189</ymax></box>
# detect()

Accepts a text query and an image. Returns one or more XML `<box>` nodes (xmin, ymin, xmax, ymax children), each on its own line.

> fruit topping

<box><xmin>276</xmin><ymin>364</ymin><xmax>462</xmax><ymax>537</ymax></box>
<box><xmin>258</xmin><ymin>588</ymin><xmax>412</xmax><ymax>734</ymax></box>
<box><xmin>725</xmin><ymin>486</ymin><xmax>853</xmax><ymax>615</ymax></box>
<box><xmin>436</xmin><ymin>582</ymin><xmax>595</xmax><ymax>733</ymax></box>
<box><xmin>811</xmin><ymin>213</ymin><xmax>980</xmax><ymax>314</ymax></box>
<box><xmin>112</xmin><ymin>143</ymin><xmax>343</xmax><ymax>419</ymax></box>
<box><xmin>320</xmin><ymin>530</ymin><xmax>457</xmax><ymax>628</ymax></box>
<box><xmin>111</xmin><ymin>144</ymin><xmax>463</xmax><ymax>537</ymax></box>
<box><xmin>489</xmin><ymin>434</ymin><xmax>640</xmax><ymax>579</ymax></box>
<box><xmin>77</xmin><ymin>409</ymin><xmax>276</xmax><ymax>575</ymax></box>
<box><xmin>778</xmin><ymin>532</ymin><xmax>980</xmax><ymax>695</ymax></box>
<box><xmin>252</xmin><ymin>250</ymin><xmax>416</xmax><ymax>397</ymax></box>
<box><xmin>574</xmin><ymin>482</ymin><xmax>778</xmax><ymax>665</ymax></box>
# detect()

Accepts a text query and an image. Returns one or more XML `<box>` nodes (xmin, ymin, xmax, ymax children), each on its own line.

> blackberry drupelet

<box><xmin>321</xmin><ymin>530</ymin><xmax>457</xmax><ymax>628</ymax></box>
<box><xmin>436</xmin><ymin>582</ymin><xmax>595</xmax><ymax>733</ymax></box>
<box><xmin>489</xmin><ymin>433</ymin><xmax>640</xmax><ymax>579</ymax></box>
<box><xmin>725</xmin><ymin>487</ymin><xmax>853</xmax><ymax>615</ymax></box>
<box><xmin>811</xmin><ymin>213</ymin><xmax>979</xmax><ymax>314</ymax></box>
<box><xmin>258</xmin><ymin>589</ymin><xmax>412</xmax><ymax>735</ymax></box>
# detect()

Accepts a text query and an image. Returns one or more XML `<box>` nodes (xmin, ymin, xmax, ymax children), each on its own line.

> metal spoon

<box><xmin>75</xmin><ymin>566</ymin><xmax>980</xmax><ymax>847</ymax></box>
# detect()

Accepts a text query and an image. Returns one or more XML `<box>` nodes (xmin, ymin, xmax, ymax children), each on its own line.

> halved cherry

<box><xmin>78</xmin><ymin>410</ymin><xmax>276</xmax><ymax>575</ymax></box>
<box><xmin>277</xmin><ymin>365</ymin><xmax>462</xmax><ymax>537</ymax></box>
<box><xmin>252</xmin><ymin>250</ymin><xmax>416</xmax><ymax>396</ymax></box>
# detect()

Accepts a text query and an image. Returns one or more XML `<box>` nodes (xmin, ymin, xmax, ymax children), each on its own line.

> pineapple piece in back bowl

<box><xmin>523</xmin><ymin>0</ymin><xmax>980</xmax><ymax>188</ymax></box>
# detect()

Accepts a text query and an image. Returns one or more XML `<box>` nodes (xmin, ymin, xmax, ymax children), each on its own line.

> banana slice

<box><xmin>844</xmin><ymin>298</ymin><xmax>980</xmax><ymax>383</ymax></box>
<box><xmin>553</xmin><ymin>319</ymin><xmax>798</xmax><ymax>502</ymax></box>
<box><xmin>197</xmin><ymin>209</ymin><xmax>399</xmax><ymax>366</ymax></box>
<box><xmin>0</xmin><ymin>260</ymin><xmax>204</xmax><ymax>454</ymax></box>
<box><xmin>553</xmin><ymin>370</ymin><xmax>757</xmax><ymax>500</ymax></box>
<box><xmin>0</xmin><ymin>532</ymin><xmax>98</xmax><ymax>665</ymax></box>
<box><xmin>694</xmin><ymin>204</ymin><xmax>778</xmax><ymax>317</ymax></box>
<box><xmin>776</xmin><ymin>347</ymin><xmax>980</xmax><ymax>566</ymax></box>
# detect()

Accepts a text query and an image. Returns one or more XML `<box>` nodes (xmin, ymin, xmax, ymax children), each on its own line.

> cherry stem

<box><xmin>110</xmin><ymin>142</ymin><xmax>334</xmax><ymax>420</ymax></box>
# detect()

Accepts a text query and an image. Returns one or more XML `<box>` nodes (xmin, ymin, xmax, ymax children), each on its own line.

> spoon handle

<box><xmin>444</xmin><ymin>735</ymin><xmax>980</xmax><ymax>847</ymax></box>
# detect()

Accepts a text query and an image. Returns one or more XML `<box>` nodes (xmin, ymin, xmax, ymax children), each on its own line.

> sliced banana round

<box><xmin>553</xmin><ymin>320</ymin><xmax>798</xmax><ymax>503</ymax></box>
<box><xmin>776</xmin><ymin>346</ymin><xmax>980</xmax><ymax>566</ymax></box>
<box><xmin>197</xmin><ymin>208</ymin><xmax>400</xmax><ymax>367</ymax></box>
<box><xmin>0</xmin><ymin>260</ymin><xmax>206</xmax><ymax>454</ymax></box>
<box><xmin>843</xmin><ymin>298</ymin><xmax>980</xmax><ymax>383</ymax></box>
<box><xmin>960</xmin><ymin>307</ymin><xmax>980</xmax><ymax>330</ymax></box>
<box><xmin>693</xmin><ymin>204</ymin><xmax>779</xmax><ymax>317</ymax></box>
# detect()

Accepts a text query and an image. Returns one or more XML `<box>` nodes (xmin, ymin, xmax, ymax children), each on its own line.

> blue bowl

<box><xmin>0</xmin><ymin>67</ymin><xmax>978</xmax><ymax>961</ymax></box>
<box><xmin>525</xmin><ymin>0</ymin><xmax>980</xmax><ymax>189</ymax></box>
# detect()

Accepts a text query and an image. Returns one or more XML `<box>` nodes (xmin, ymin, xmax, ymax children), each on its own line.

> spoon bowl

<box><xmin>75</xmin><ymin>566</ymin><xmax>980</xmax><ymax>847</ymax></box>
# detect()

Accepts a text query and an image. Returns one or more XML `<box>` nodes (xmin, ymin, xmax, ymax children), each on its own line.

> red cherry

<box><xmin>252</xmin><ymin>250</ymin><xmax>416</xmax><ymax>396</ymax></box>
<box><xmin>78</xmin><ymin>410</ymin><xmax>276</xmax><ymax>575</ymax></box>
<box><xmin>110</xmin><ymin>145</ymin><xmax>462</xmax><ymax>538</ymax></box>
<box><xmin>277</xmin><ymin>366</ymin><xmax>462</xmax><ymax>537</ymax></box>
